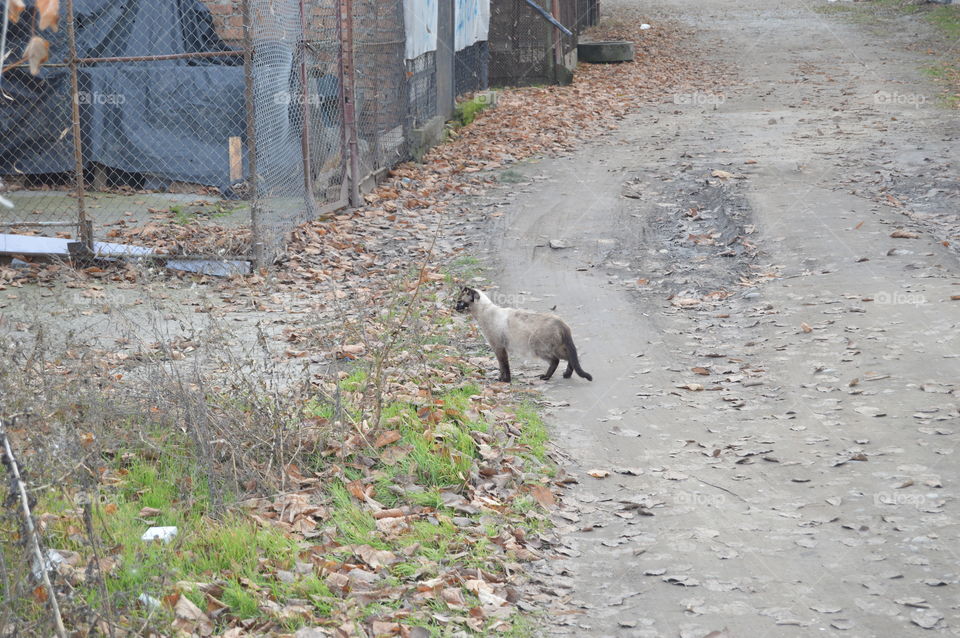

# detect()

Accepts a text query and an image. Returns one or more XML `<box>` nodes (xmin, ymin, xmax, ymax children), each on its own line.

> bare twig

<box><xmin>0</xmin><ymin>416</ymin><xmax>67</xmax><ymax>638</ymax></box>
<box><xmin>369</xmin><ymin>218</ymin><xmax>444</xmax><ymax>428</ymax></box>
<box><xmin>692</xmin><ymin>474</ymin><xmax>749</xmax><ymax>503</ymax></box>
<box><xmin>82</xmin><ymin>499</ymin><xmax>116</xmax><ymax>638</ymax></box>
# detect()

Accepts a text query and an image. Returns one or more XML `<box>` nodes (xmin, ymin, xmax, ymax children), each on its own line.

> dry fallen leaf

<box><xmin>8</xmin><ymin>0</ymin><xmax>26</xmax><ymax>23</ymax></box>
<box><xmin>355</xmin><ymin>544</ymin><xmax>398</xmax><ymax>570</ymax></box>
<box><xmin>529</xmin><ymin>484</ymin><xmax>556</xmax><ymax>508</ymax></box>
<box><xmin>374</xmin><ymin>429</ymin><xmax>401</xmax><ymax>448</ymax></box>
<box><xmin>890</xmin><ymin>229</ymin><xmax>919</xmax><ymax>239</ymax></box>
<box><xmin>172</xmin><ymin>594</ymin><xmax>215</xmax><ymax>636</ymax></box>
<box><xmin>337</xmin><ymin>343</ymin><xmax>365</xmax><ymax>360</ymax></box>
<box><xmin>25</xmin><ymin>36</ymin><xmax>50</xmax><ymax>75</ymax></box>
<box><xmin>800</xmin><ymin>322</ymin><xmax>812</xmax><ymax>333</ymax></box>
<box><xmin>587</xmin><ymin>469</ymin><xmax>611</xmax><ymax>479</ymax></box>
<box><xmin>37</xmin><ymin>0</ymin><xmax>59</xmax><ymax>32</ymax></box>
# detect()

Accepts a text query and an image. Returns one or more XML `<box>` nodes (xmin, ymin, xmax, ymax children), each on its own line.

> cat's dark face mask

<box><xmin>455</xmin><ymin>287</ymin><xmax>477</xmax><ymax>313</ymax></box>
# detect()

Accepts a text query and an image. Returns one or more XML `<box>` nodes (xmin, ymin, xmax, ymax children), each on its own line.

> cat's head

<box><xmin>454</xmin><ymin>286</ymin><xmax>480</xmax><ymax>313</ymax></box>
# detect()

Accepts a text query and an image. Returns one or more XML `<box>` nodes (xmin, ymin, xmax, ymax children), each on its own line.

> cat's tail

<box><xmin>562</xmin><ymin>327</ymin><xmax>593</xmax><ymax>381</ymax></box>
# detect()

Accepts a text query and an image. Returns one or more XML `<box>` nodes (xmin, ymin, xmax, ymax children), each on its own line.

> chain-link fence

<box><xmin>1</xmin><ymin>0</ymin><xmax>592</xmax><ymax>270</ymax></box>
<box><xmin>489</xmin><ymin>0</ymin><xmax>597</xmax><ymax>87</ymax></box>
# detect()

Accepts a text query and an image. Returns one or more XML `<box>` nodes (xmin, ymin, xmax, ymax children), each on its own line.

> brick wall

<box><xmin>199</xmin><ymin>0</ymin><xmax>340</xmax><ymax>46</ymax></box>
<box><xmin>200</xmin><ymin>0</ymin><xmax>245</xmax><ymax>44</ymax></box>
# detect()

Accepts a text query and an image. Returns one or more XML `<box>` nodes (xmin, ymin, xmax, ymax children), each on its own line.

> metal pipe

<box><xmin>65</xmin><ymin>0</ymin><xmax>92</xmax><ymax>249</ymax></box>
<box><xmin>522</xmin><ymin>0</ymin><xmax>573</xmax><ymax>36</ymax></box>
<box><xmin>551</xmin><ymin>0</ymin><xmax>562</xmax><ymax>70</ymax></box>
<box><xmin>22</xmin><ymin>50</ymin><xmax>242</xmax><ymax>70</ymax></box>
<box><xmin>0</xmin><ymin>0</ymin><xmax>11</xmax><ymax>94</ymax></box>
<box><xmin>241</xmin><ymin>0</ymin><xmax>263</xmax><ymax>267</ymax></box>
<box><xmin>298</xmin><ymin>0</ymin><xmax>316</xmax><ymax>217</ymax></box>
<box><xmin>338</xmin><ymin>0</ymin><xmax>361</xmax><ymax>207</ymax></box>
<box><xmin>0</xmin><ymin>220</ymin><xmax>82</xmax><ymax>228</ymax></box>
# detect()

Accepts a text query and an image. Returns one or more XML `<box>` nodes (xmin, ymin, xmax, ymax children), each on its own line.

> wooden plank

<box><xmin>229</xmin><ymin>136</ymin><xmax>243</xmax><ymax>182</ymax></box>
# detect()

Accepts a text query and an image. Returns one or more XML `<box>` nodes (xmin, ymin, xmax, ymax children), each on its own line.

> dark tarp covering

<box><xmin>0</xmin><ymin>0</ymin><xmax>245</xmax><ymax>190</ymax></box>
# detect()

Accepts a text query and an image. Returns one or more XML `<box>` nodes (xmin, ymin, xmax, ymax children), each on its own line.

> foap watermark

<box><xmin>76</xmin><ymin>90</ymin><xmax>127</xmax><ymax>106</ymax></box>
<box><xmin>486</xmin><ymin>291</ymin><xmax>535</xmax><ymax>308</ymax></box>
<box><xmin>873</xmin><ymin>291</ymin><xmax>926</xmax><ymax>306</ymax></box>
<box><xmin>873</xmin><ymin>491</ymin><xmax>935</xmax><ymax>511</ymax></box>
<box><xmin>273</xmin><ymin>92</ymin><xmax>325</xmax><ymax>106</ymax></box>
<box><xmin>673</xmin><ymin>92</ymin><xmax>726</xmax><ymax>106</ymax></box>
<box><xmin>673</xmin><ymin>491</ymin><xmax>726</xmax><ymax>508</ymax></box>
<box><xmin>873</xmin><ymin>91</ymin><xmax>927</xmax><ymax>109</ymax></box>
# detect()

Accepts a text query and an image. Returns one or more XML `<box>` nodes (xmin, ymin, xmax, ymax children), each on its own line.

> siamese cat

<box><xmin>455</xmin><ymin>287</ymin><xmax>593</xmax><ymax>383</ymax></box>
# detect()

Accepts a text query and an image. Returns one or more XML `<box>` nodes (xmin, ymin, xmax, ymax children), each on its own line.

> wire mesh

<box><xmin>489</xmin><ymin>0</ymin><xmax>595</xmax><ymax>87</ymax></box>
<box><xmin>0</xmin><ymin>0</ymin><xmax>511</xmax><ymax>268</ymax></box>
<box><xmin>455</xmin><ymin>40</ymin><xmax>489</xmax><ymax>96</ymax></box>
<box><xmin>303</xmin><ymin>0</ymin><xmax>348</xmax><ymax>211</ymax></box>
<box><xmin>352</xmin><ymin>0</ymin><xmax>408</xmax><ymax>182</ymax></box>
<box><xmin>407</xmin><ymin>50</ymin><xmax>437</xmax><ymax>129</ymax></box>
<box><xmin>0</xmin><ymin>3</ymin><xmax>84</xmax><ymax>240</ymax></box>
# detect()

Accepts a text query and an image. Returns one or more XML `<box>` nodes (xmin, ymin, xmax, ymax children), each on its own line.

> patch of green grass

<box><xmin>340</xmin><ymin>367</ymin><xmax>368</xmax><ymax>393</ymax></box>
<box><xmin>498</xmin><ymin>168</ymin><xmax>527</xmax><ymax>184</ymax></box>
<box><xmin>445</xmin><ymin>254</ymin><xmax>486</xmax><ymax>284</ymax></box>
<box><xmin>223</xmin><ymin>581</ymin><xmax>262</xmax><ymax>619</ymax></box>
<box><xmin>512</xmin><ymin>402</ymin><xmax>549</xmax><ymax>462</ymax></box>
<box><xmin>928</xmin><ymin>4</ymin><xmax>960</xmax><ymax>38</ymax></box>
<box><xmin>454</xmin><ymin>95</ymin><xmax>492</xmax><ymax>127</ymax></box>
<box><xmin>329</xmin><ymin>481</ymin><xmax>380</xmax><ymax>546</ymax></box>
<box><xmin>169</xmin><ymin>204</ymin><xmax>192</xmax><ymax>224</ymax></box>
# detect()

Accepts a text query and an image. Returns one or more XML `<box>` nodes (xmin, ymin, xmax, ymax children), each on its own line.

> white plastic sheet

<box><xmin>404</xmin><ymin>0</ymin><xmax>438</xmax><ymax>60</ymax></box>
<box><xmin>455</xmin><ymin>0</ymin><xmax>490</xmax><ymax>51</ymax></box>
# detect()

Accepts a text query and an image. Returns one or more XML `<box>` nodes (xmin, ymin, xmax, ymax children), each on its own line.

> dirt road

<box><xmin>468</xmin><ymin>1</ymin><xmax>960</xmax><ymax>635</ymax></box>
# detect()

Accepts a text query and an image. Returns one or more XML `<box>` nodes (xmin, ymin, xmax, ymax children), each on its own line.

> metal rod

<box><xmin>22</xmin><ymin>50</ymin><xmax>242</xmax><ymax>71</ymax></box>
<box><xmin>522</xmin><ymin>0</ymin><xmax>573</xmax><ymax>36</ymax></box>
<box><xmin>0</xmin><ymin>0</ymin><xmax>11</xmax><ymax>94</ymax></box>
<box><xmin>75</xmin><ymin>50</ymin><xmax>240</xmax><ymax>64</ymax></box>
<box><xmin>298</xmin><ymin>0</ymin><xmax>316</xmax><ymax>217</ymax></box>
<box><xmin>338</xmin><ymin>0</ymin><xmax>361</xmax><ymax>207</ymax></box>
<box><xmin>241</xmin><ymin>0</ymin><xmax>263</xmax><ymax>268</ymax></box>
<box><xmin>0</xmin><ymin>221</ymin><xmax>82</xmax><ymax>228</ymax></box>
<box><xmin>551</xmin><ymin>0</ymin><xmax>562</xmax><ymax>72</ymax></box>
<box><xmin>65</xmin><ymin>0</ymin><xmax>91</xmax><ymax>249</ymax></box>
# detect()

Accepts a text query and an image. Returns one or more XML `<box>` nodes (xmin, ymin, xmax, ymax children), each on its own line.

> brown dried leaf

<box><xmin>8</xmin><ymin>0</ymin><xmax>26</xmax><ymax>24</ymax></box>
<box><xmin>587</xmin><ymin>469</ymin><xmax>610</xmax><ymax>479</ymax></box>
<box><xmin>37</xmin><ymin>0</ymin><xmax>59</xmax><ymax>32</ymax></box>
<box><xmin>800</xmin><ymin>322</ymin><xmax>812</xmax><ymax>333</ymax></box>
<box><xmin>25</xmin><ymin>36</ymin><xmax>50</xmax><ymax>75</ymax></box>
<box><xmin>441</xmin><ymin>587</ymin><xmax>467</xmax><ymax>609</ymax></box>
<box><xmin>374</xmin><ymin>429</ymin><xmax>401</xmax><ymax>448</ymax></box>
<box><xmin>529</xmin><ymin>484</ymin><xmax>556</xmax><ymax>508</ymax></box>
<box><xmin>354</xmin><ymin>544</ymin><xmax>397</xmax><ymax>570</ymax></box>
<box><xmin>172</xmin><ymin>594</ymin><xmax>214</xmax><ymax>636</ymax></box>
<box><xmin>890</xmin><ymin>229</ymin><xmax>919</xmax><ymax>239</ymax></box>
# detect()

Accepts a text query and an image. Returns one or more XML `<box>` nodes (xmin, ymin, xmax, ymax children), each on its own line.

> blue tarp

<box><xmin>0</xmin><ymin>0</ymin><xmax>246</xmax><ymax>190</ymax></box>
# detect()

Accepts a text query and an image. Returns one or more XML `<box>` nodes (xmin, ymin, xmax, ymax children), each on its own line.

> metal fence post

<box><xmin>298</xmin><ymin>0</ymin><xmax>317</xmax><ymax>217</ymax></box>
<box><xmin>338</xmin><ymin>0</ymin><xmax>361</xmax><ymax>207</ymax></box>
<box><xmin>65</xmin><ymin>0</ymin><xmax>92</xmax><ymax>250</ymax></box>
<box><xmin>242</xmin><ymin>0</ymin><xmax>264</xmax><ymax>268</ymax></box>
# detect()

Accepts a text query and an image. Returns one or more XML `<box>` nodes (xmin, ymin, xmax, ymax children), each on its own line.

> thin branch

<box><xmin>0</xmin><ymin>416</ymin><xmax>67</xmax><ymax>638</ymax></box>
<box><xmin>369</xmin><ymin>218</ymin><xmax>444</xmax><ymax>428</ymax></box>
